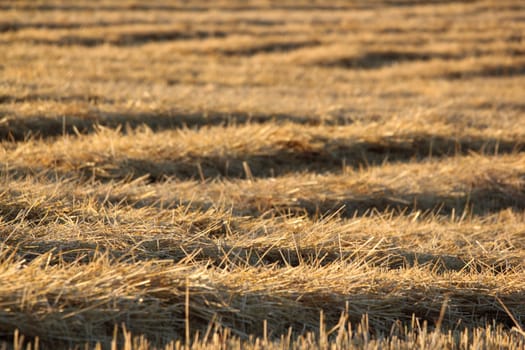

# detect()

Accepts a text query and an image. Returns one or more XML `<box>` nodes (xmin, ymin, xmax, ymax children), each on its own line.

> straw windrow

<box><xmin>1</xmin><ymin>0</ymin><xmax>525</xmax><ymax>348</ymax></box>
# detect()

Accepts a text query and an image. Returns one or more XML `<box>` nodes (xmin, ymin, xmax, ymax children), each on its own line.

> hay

<box><xmin>1</xmin><ymin>0</ymin><xmax>525</xmax><ymax>348</ymax></box>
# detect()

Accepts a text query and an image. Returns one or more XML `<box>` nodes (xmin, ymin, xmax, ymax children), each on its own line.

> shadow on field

<box><xmin>6</xmin><ymin>207</ymin><xmax>521</xmax><ymax>272</ymax></box>
<box><xmin>0</xmin><ymin>4</ymin><xmax>361</xmax><ymax>13</ymax></box>
<box><xmin>315</xmin><ymin>51</ymin><xmax>525</xmax><ymax>76</ymax></box>
<box><xmin>0</xmin><ymin>18</ymin><xmax>289</xmax><ymax>33</ymax></box>
<box><xmin>444</xmin><ymin>62</ymin><xmax>525</xmax><ymax>79</ymax></box>
<box><xmin>3</xmin><ymin>162</ymin><xmax>523</xmax><ymax>220</ymax></box>
<box><xmin>268</xmin><ymin>181</ymin><xmax>525</xmax><ymax>219</ymax></box>
<box><xmin>216</xmin><ymin>39</ymin><xmax>321</xmax><ymax>57</ymax></box>
<box><xmin>0</xmin><ymin>93</ymin><xmax>117</xmax><ymax>104</ymax></box>
<box><xmin>0</xmin><ymin>19</ymin><xmax>173</xmax><ymax>33</ymax></box>
<box><xmin>317</xmin><ymin>50</ymin><xmax>459</xmax><ymax>70</ymax></box>
<box><xmin>13</xmin><ymin>29</ymin><xmax>229</xmax><ymax>47</ymax></box>
<box><xmin>0</xmin><ymin>0</ymin><xmax>479</xmax><ymax>12</ymax></box>
<box><xmin>89</xmin><ymin>134</ymin><xmax>521</xmax><ymax>181</ymax></box>
<box><xmin>203</xmin><ymin>245</ymin><xmax>519</xmax><ymax>274</ymax></box>
<box><xmin>6</xmin><ymin>34</ymin><xmax>320</xmax><ymax>51</ymax></box>
<box><xmin>0</xmin><ymin>110</ymin><xmax>325</xmax><ymax>141</ymax></box>
<box><xmin>0</xmin><ymin>199</ymin><xmax>54</xmax><ymax>225</ymax></box>
<box><xmin>0</xmin><ymin>4</ymin><xmax>212</xmax><ymax>12</ymax></box>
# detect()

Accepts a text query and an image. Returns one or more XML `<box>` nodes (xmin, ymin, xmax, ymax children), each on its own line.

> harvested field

<box><xmin>1</xmin><ymin>0</ymin><xmax>525</xmax><ymax>349</ymax></box>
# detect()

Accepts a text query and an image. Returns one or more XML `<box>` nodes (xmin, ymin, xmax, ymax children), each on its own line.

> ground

<box><xmin>1</xmin><ymin>0</ymin><xmax>525</xmax><ymax>349</ymax></box>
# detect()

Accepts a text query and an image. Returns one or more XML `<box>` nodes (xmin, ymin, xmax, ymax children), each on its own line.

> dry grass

<box><xmin>1</xmin><ymin>0</ymin><xmax>525</xmax><ymax>348</ymax></box>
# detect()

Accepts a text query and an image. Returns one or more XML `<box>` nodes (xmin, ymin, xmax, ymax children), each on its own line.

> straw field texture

<box><xmin>1</xmin><ymin>0</ymin><xmax>525</xmax><ymax>348</ymax></box>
